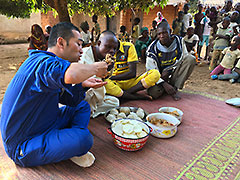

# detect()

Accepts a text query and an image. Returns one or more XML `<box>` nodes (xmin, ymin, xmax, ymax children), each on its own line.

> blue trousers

<box><xmin>218</xmin><ymin>71</ymin><xmax>240</xmax><ymax>82</ymax></box>
<box><xmin>15</xmin><ymin>101</ymin><xmax>93</xmax><ymax>167</ymax></box>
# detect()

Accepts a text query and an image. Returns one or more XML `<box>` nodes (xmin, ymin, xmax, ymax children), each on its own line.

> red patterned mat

<box><xmin>0</xmin><ymin>92</ymin><xmax>239</xmax><ymax>180</ymax></box>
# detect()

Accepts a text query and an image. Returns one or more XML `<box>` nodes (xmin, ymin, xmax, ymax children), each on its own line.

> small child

<box><xmin>172</xmin><ymin>11</ymin><xmax>184</xmax><ymax>37</ymax></box>
<box><xmin>131</xmin><ymin>17</ymin><xmax>140</xmax><ymax>44</ymax></box>
<box><xmin>150</xmin><ymin>20</ymin><xmax>158</xmax><ymax>41</ymax></box>
<box><xmin>183</xmin><ymin>27</ymin><xmax>199</xmax><ymax>62</ymax></box>
<box><xmin>80</xmin><ymin>21</ymin><xmax>91</xmax><ymax>47</ymax></box>
<box><xmin>197</xmin><ymin>9</ymin><xmax>211</xmax><ymax>62</ymax></box>
<box><xmin>210</xmin><ymin>35</ymin><xmax>240</xmax><ymax>79</ymax></box>
<box><xmin>91</xmin><ymin>15</ymin><xmax>101</xmax><ymax>43</ymax></box>
<box><xmin>209</xmin><ymin>17</ymin><xmax>232</xmax><ymax>71</ymax></box>
<box><xmin>118</xmin><ymin>25</ymin><xmax>130</xmax><ymax>42</ymax></box>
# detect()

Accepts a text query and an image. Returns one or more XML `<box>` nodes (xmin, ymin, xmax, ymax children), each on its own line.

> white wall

<box><xmin>0</xmin><ymin>12</ymin><xmax>41</xmax><ymax>33</ymax></box>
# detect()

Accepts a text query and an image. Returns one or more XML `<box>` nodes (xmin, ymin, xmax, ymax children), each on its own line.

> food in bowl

<box><xmin>105</xmin><ymin>107</ymin><xmax>147</xmax><ymax>123</ymax></box>
<box><xmin>147</xmin><ymin>116</ymin><xmax>174</xmax><ymax>127</ymax></box>
<box><xmin>103</xmin><ymin>54</ymin><xmax>115</xmax><ymax>79</ymax></box>
<box><xmin>112</xmin><ymin>119</ymin><xmax>148</xmax><ymax>139</ymax></box>
<box><xmin>107</xmin><ymin>119</ymin><xmax>151</xmax><ymax>151</ymax></box>
<box><xmin>146</xmin><ymin>113</ymin><xmax>180</xmax><ymax>138</ymax></box>
<box><xmin>158</xmin><ymin>107</ymin><xmax>183</xmax><ymax>123</ymax></box>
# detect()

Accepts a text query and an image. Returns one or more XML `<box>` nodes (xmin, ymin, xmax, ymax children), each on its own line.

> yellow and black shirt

<box><xmin>112</xmin><ymin>41</ymin><xmax>138</xmax><ymax>76</ymax></box>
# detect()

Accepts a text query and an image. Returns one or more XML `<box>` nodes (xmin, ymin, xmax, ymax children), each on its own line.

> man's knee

<box><xmin>75</xmin><ymin>130</ymin><xmax>93</xmax><ymax>155</ymax></box>
<box><xmin>185</xmin><ymin>54</ymin><xmax>196</xmax><ymax>66</ymax></box>
<box><xmin>147</xmin><ymin>84</ymin><xmax>164</xmax><ymax>99</ymax></box>
<box><xmin>144</xmin><ymin>69</ymin><xmax>161</xmax><ymax>87</ymax></box>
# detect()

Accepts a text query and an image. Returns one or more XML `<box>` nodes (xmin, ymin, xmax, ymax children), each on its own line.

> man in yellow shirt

<box><xmin>104</xmin><ymin>40</ymin><xmax>160</xmax><ymax>100</ymax></box>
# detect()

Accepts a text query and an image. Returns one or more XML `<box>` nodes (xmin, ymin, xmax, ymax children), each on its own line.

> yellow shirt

<box><xmin>132</xmin><ymin>25</ymin><xmax>140</xmax><ymax>39</ymax></box>
<box><xmin>112</xmin><ymin>41</ymin><xmax>138</xmax><ymax>76</ymax></box>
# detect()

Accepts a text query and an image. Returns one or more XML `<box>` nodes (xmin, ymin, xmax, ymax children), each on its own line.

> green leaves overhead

<box><xmin>0</xmin><ymin>0</ymin><xmax>168</xmax><ymax>19</ymax></box>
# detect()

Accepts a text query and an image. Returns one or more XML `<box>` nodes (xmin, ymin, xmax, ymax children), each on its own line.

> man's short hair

<box><xmin>157</xmin><ymin>19</ymin><xmax>170</xmax><ymax>29</ymax></box>
<box><xmin>48</xmin><ymin>22</ymin><xmax>80</xmax><ymax>48</ymax></box>
<box><xmin>100</xmin><ymin>30</ymin><xmax>116</xmax><ymax>37</ymax></box>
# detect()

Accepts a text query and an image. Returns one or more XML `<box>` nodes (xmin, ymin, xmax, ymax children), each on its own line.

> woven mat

<box><xmin>0</xmin><ymin>92</ymin><xmax>239</xmax><ymax>180</ymax></box>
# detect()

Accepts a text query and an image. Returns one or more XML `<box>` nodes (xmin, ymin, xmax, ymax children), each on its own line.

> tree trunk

<box><xmin>43</xmin><ymin>0</ymin><xmax>71</xmax><ymax>22</ymax></box>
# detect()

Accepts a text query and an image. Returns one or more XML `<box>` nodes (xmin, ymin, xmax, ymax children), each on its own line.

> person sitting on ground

<box><xmin>80</xmin><ymin>31</ymin><xmax>120</xmax><ymax>118</ymax></box>
<box><xmin>184</xmin><ymin>27</ymin><xmax>199</xmax><ymax>62</ymax></box>
<box><xmin>209</xmin><ymin>17</ymin><xmax>232</xmax><ymax>71</ymax></box>
<box><xmin>131</xmin><ymin>17</ymin><xmax>140</xmax><ymax>44</ymax></box>
<box><xmin>197</xmin><ymin>9</ymin><xmax>212</xmax><ymax>62</ymax></box>
<box><xmin>210</xmin><ymin>35</ymin><xmax>240</xmax><ymax>79</ymax></box>
<box><xmin>172</xmin><ymin>11</ymin><xmax>184</xmax><ymax>37</ymax></box>
<box><xmin>135</xmin><ymin>27</ymin><xmax>152</xmax><ymax>63</ymax></box>
<box><xmin>28</xmin><ymin>24</ymin><xmax>47</xmax><ymax>51</ymax></box>
<box><xmin>194</xmin><ymin>4</ymin><xmax>205</xmax><ymax>40</ymax></box>
<box><xmin>44</xmin><ymin>25</ymin><xmax>51</xmax><ymax>41</ymax></box>
<box><xmin>229</xmin><ymin>11</ymin><xmax>239</xmax><ymax>35</ymax></box>
<box><xmin>118</xmin><ymin>25</ymin><xmax>130</xmax><ymax>42</ymax></box>
<box><xmin>235</xmin><ymin>3</ymin><xmax>240</xmax><ymax>24</ymax></box>
<box><xmin>150</xmin><ymin>20</ymin><xmax>158</xmax><ymax>41</ymax></box>
<box><xmin>182</xmin><ymin>4</ymin><xmax>192</xmax><ymax>37</ymax></box>
<box><xmin>91</xmin><ymin>14</ymin><xmax>101</xmax><ymax>43</ymax></box>
<box><xmin>146</xmin><ymin>21</ymin><xmax>196</xmax><ymax>101</ymax></box>
<box><xmin>80</xmin><ymin>21</ymin><xmax>92</xmax><ymax>47</ymax></box>
<box><xmin>0</xmin><ymin>22</ymin><xmax>109</xmax><ymax>168</ymax></box>
<box><xmin>104</xmin><ymin>39</ymin><xmax>160</xmax><ymax>101</ymax></box>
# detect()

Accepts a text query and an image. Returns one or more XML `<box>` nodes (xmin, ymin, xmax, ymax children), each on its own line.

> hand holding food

<box><xmin>103</xmin><ymin>54</ymin><xmax>115</xmax><ymax>79</ymax></box>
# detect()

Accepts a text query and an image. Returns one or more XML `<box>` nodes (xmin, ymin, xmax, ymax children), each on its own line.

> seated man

<box><xmin>104</xmin><ymin>39</ymin><xmax>160</xmax><ymax>100</ymax></box>
<box><xmin>146</xmin><ymin>21</ymin><xmax>196</xmax><ymax>100</ymax></box>
<box><xmin>0</xmin><ymin>22</ymin><xmax>109</xmax><ymax>167</ymax></box>
<box><xmin>80</xmin><ymin>31</ymin><xmax>120</xmax><ymax>118</ymax></box>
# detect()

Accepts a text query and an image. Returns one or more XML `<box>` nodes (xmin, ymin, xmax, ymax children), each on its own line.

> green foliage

<box><xmin>0</xmin><ymin>0</ymin><xmax>168</xmax><ymax>19</ymax></box>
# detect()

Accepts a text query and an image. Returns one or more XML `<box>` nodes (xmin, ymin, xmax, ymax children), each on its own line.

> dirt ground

<box><xmin>0</xmin><ymin>43</ymin><xmax>239</xmax><ymax>103</ymax></box>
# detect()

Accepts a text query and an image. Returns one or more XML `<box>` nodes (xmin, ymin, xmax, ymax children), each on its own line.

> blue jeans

<box><xmin>218</xmin><ymin>71</ymin><xmax>240</xmax><ymax>82</ymax></box>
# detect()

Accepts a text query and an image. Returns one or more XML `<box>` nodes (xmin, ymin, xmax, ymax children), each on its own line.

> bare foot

<box><xmin>171</xmin><ymin>92</ymin><xmax>181</xmax><ymax>101</ymax></box>
<box><xmin>135</xmin><ymin>93</ymin><xmax>153</xmax><ymax>100</ymax></box>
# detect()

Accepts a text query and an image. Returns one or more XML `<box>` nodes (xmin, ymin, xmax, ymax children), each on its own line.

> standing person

<box><xmin>194</xmin><ymin>4</ymin><xmax>205</xmax><ymax>40</ymax></box>
<box><xmin>91</xmin><ymin>14</ymin><xmax>101</xmax><ymax>44</ymax></box>
<box><xmin>235</xmin><ymin>3</ymin><xmax>240</xmax><ymax>24</ymax></box>
<box><xmin>80</xmin><ymin>21</ymin><xmax>92</xmax><ymax>47</ymax></box>
<box><xmin>184</xmin><ymin>27</ymin><xmax>199</xmax><ymax>62</ymax></box>
<box><xmin>104</xmin><ymin>39</ymin><xmax>160</xmax><ymax>100</ymax></box>
<box><xmin>1</xmin><ymin>22</ymin><xmax>109</xmax><ymax>167</ymax></box>
<box><xmin>197</xmin><ymin>9</ymin><xmax>212</xmax><ymax>62</ymax></box>
<box><xmin>28</xmin><ymin>24</ymin><xmax>47</xmax><ymax>51</ymax></box>
<box><xmin>135</xmin><ymin>27</ymin><xmax>152</xmax><ymax>63</ymax></box>
<box><xmin>146</xmin><ymin>21</ymin><xmax>196</xmax><ymax>101</ymax></box>
<box><xmin>155</xmin><ymin>11</ymin><xmax>164</xmax><ymax>25</ymax></box>
<box><xmin>80</xmin><ymin>31</ymin><xmax>120</xmax><ymax>118</ymax></box>
<box><xmin>44</xmin><ymin>25</ymin><xmax>52</xmax><ymax>41</ymax></box>
<box><xmin>220</xmin><ymin>0</ymin><xmax>233</xmax><ymax>17</ymax></box>
<box><xmin>172</xmin><ymin>11</ymin><xmax>184</xmax><ymax>37</ymax></box>
<box><xmin>118</xmin><ymin>25</ymin><xmax>130</xmax><ymax>42</ymax></box>
<box><xmin>131</xmin><ymin>17</ymin><xmax>140</xmax><ymax>44</ymax></box>
<box><xmin>150</xmin><ymin>20</ymin><xmax>158</xmax><ymax>41</ymax></box>
<box><xmin>182</xmin><ymin>4</ymin><xmax>192</xmax><ymax>37</ymax></box>
<box><xmin>209</xmin><ymin>6</ymin><xmax>220</xmax><ymax>35</ymax></box>
<box><xmin>210</xmin><ymin>35</ymin><xmax>240</xmax><ymax>78</ymax></box>
<box><xmin>209</xmin><ymin>17</ymin><xmax>232</xmax><ymax>71</ymax></box>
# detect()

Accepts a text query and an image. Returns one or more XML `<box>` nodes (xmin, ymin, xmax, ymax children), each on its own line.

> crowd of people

<box><xmin>1</xmin><ymin>0</ymin><xmax>239</xmax><ymax>169</ymax></box>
